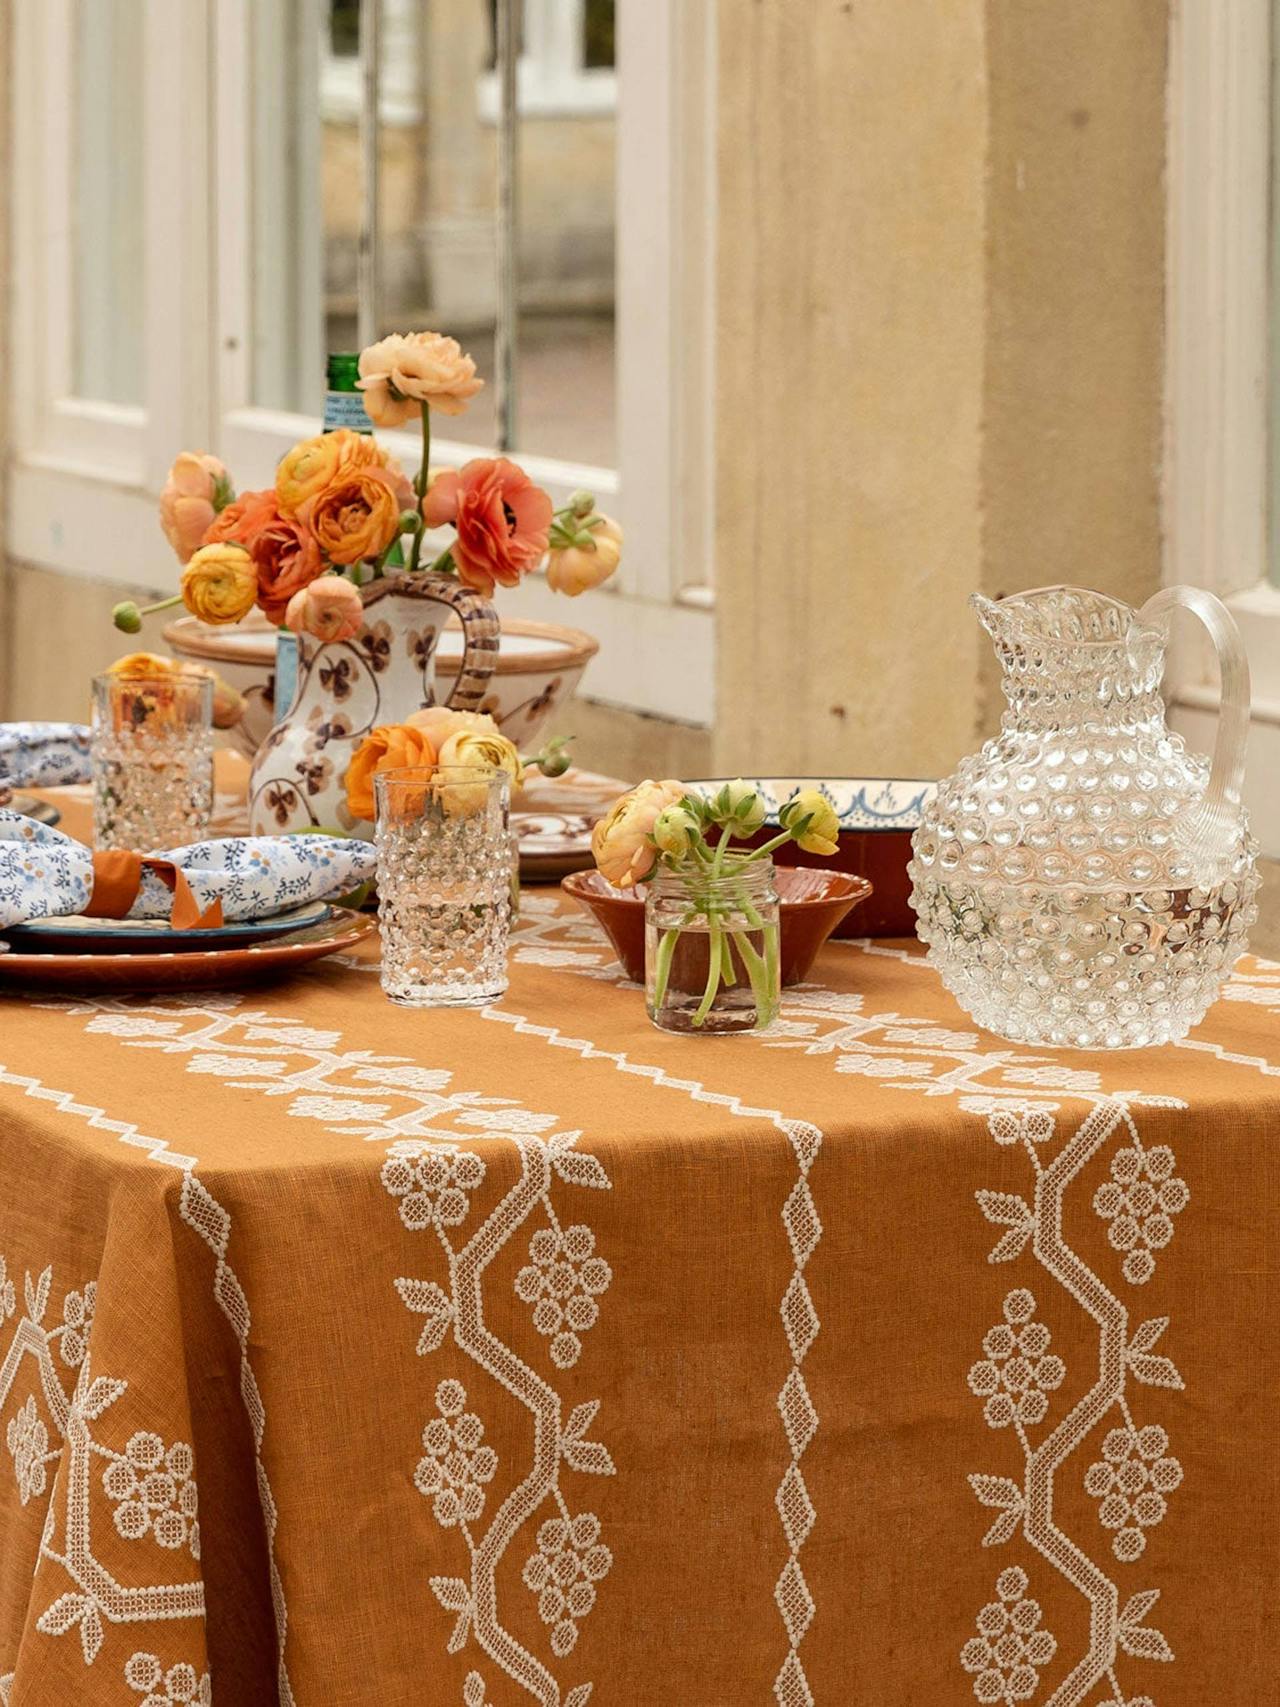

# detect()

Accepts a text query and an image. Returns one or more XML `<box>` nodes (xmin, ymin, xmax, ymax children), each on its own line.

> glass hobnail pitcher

<box><xmin>909</xmin><ymin>585</ymin><xmax>1258</xmax><ymax>1048</ymax></box>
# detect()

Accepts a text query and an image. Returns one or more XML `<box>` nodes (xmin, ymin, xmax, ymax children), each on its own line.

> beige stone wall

<box><xmin>713</xmin><ymin>0</ymin><xmax>988</xmax><ymax>781</ymax></box>
<box><xmin>713</xmin><ymin>0</ymin><xmax>1170</xmax><ymax>776</ymax></box>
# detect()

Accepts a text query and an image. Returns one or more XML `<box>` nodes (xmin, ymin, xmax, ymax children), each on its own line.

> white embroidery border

<box><xmin>481</xmin><ymin>1006</ymin><xmax>826</xmax><ymax>1707</ymax></box>
<box><xmin>0</xmin><ymin>1059</ymin><xmax>294</xmax><ymax>1705</ymax></box>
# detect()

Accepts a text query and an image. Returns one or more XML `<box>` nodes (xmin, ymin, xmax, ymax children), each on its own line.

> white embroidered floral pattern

<box><xmin>124</xmin><ymin>1650</ymin><xmax>212</xmax><ymax>1705</ymax></box>
<box><xmin>103</xmin><ymin>1434</ymin><xmax>201</xmax><ymax>1558</ymax></box>
<box><xmin>463</xmin><ymin>1673</ymin><xmax>495</xmax><ymax>1707</ymax></box>
<box><xmin>960</xmin><ymin>1567</ymin><xmax>1057</xmax><ymax>1703</ymax></box>
<box><xmin>1084</xmin><ymin>1425</ymin><xmax>1183</xmax><ymax>1564</ymax></box>
<box><xmin>1092</xmin><ymin>1142</ymin><xmax>1188</xmax><ymax>1287</ymax></box>
<box><xmin>7</xmin><ymin>1394</ymin><xmax>52</xmax><ymax>1505</ymax></box>
<box><xmin>58</xmin><ymin>1280</ymin><xmax>96</xmax><ymax>1368</ymax></box>
<box><xmin>415</xmin><ymin>1381</ymin><xmax>498</xmax><ymax>1530</ymax></box>
<box><xmin>521</xmin><ymin>1513</ymin><xmax>613</xmax><ymax>1659</ymax></box>
<box><xmin>382</xmin><ymin>1143</ymin><xmax>486</xmax><ymax>1232</ymax></box>
<box><xmin>965</xmin><ymin>1102</ymin><xmax>1185</xmax><ymax>1705</ymax></box>
<box><xmin>514</xmin><ymin>1224</ymin><xmax>611</xmax><ymax>1370</ymax></box>
<box><xmin>967</xmin><ymin>1291</ymin><xmax>1066</xmax><ymax>1432</ymax></box>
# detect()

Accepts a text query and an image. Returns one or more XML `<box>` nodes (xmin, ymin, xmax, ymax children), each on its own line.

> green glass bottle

<box><xmin>323</xmin><ymin>352</ymin><xmax>374</xmax><ymax>433</ymax></box>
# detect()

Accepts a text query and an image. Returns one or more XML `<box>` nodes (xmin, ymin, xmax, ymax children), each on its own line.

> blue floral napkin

<box><xmin>0</xmin><ymin>812</ymin><xmax>378</xmax><ymax>931</ymax></box>
<box><xmin>0</xmin><ymin>722</ymin><xmax>92</xmax><ymax>791</ymax></box>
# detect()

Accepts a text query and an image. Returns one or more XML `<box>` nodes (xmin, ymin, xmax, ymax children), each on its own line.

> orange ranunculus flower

<box><xmin>275</xmin><ymin>429</ymin><xmax>385</xmax><ymax>519</ymax></box>
<box><xmin>357</xmin><ymin>332</ymin><xmax>484</xmax><ymax>427</ymax></box>
<box><xmin>284</xmin><ymin>575</ymin><xmax>365</xmax><ymax>643</ymax></box>
<box><xmin>591</xmin><ymin>779</ymin><xmax>689</xmax><ymax>889</ymax></box>
<box><xmin>107</xmin><ymin>651</ymin><xmax>179</xmax><ymax>679</ymax></box>
<box><xmin>252</xmin><ymin>510</ymin><xmax>325</xmax><ymax>624</ymax></box>
<box><xmin>445</xmin><ymin>458</ymin><xmax>553</xmax><ymax>598</ymax></box>
<box><xmin>181</xmin><ymin>543</ymin><xmax>259</xmax><ymax>625</ymax></box>
<box><xmin>344</xmin><ymin>722</ymin><xmax>438</xmax><ymax>823</ymax></box>
<box><xmin>202</xmin><ymin>487</ymin><xmax>278</xmax><ymax>552</ymax></box>
<box><xmin>160</xmin><ymin>452</ymin><xmax>232</xmax><ymax>564</ymax></box>
<box><xmin>298</xmin><ymin>464</ymin><xmax>402</xmax><ymax>567</ymax></box>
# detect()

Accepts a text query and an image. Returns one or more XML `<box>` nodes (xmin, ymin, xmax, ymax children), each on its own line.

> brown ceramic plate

<box><xmin>0</xmin><ymin>908</ymin><xmax>374</xmax><ymax>992</ymax></box>
<box><xmin>516</xmin><ymin>811</ymin><xmax>597</xmax><ymax>882</ymax></box>
<box><xmin>562</xmin><ymin>867</ymin><xmax>873</xmax><ymax>986</ymax></box>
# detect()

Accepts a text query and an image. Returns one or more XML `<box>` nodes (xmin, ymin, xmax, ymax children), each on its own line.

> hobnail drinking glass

<box><xmin>374</xmin><ymin>766</ymin><xmax>513</xmax><ymax>1007</ymax></box>
<box><xmin>91</xmin><ymin>672</ymin><xmax>214</xmax><ymax>851</ymax></box>
<box><xmin>909</xmin><ymin>585</ymin><xmax>1259</xmax><ymax>1049</ymax></box>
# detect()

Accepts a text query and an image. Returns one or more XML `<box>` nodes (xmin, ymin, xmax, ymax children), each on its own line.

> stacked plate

<box><xmin>0</xmin><ymin>902</ymin><xmax>374</xmax><ymax>991</ymax></box>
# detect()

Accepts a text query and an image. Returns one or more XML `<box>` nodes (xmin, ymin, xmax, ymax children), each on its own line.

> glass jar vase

<box><xmin>644</xmin><ymin>859</ymin><xmax>781</xmax><ymax>1035</ymax></box>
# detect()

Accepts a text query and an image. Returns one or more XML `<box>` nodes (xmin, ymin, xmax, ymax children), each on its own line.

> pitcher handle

<box><xmin>1139</xmin><ymin>585</ymin><xmax>1250</xmax><ymax>858</ymax></box>
<box><xmin>428</xmin><ymin>579</ymin><xmax>501</xmax><ymax>712</ymax></box>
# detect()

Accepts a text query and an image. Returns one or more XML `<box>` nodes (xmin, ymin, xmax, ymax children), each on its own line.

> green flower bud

<box><xmin>568</xmin><ymin>489</ymin><xmax>596</xmax><ymax>518</ymax></box>
<box><xmin>112</xmin><ymin>601</ymin><xmax>143</xmax><ymax>634</ymax></box>
<box><xmin>398</xmin><ymin>509</ymin><xmax>422</xmax><ymax>532</ymax></box>
<box><xmin>532</xmin><ymin>735</ymin><xmax>573</xmax><ymax>779</ymax></box>
<box><xmin>709</xmin><ymin>778</ymin><xmax>768</xmax><ymax>835</ymax></box>
<box><xmin>652</xmin><ymin>804</ymin><xmax>701</xmax><ymax>859</ymax></box>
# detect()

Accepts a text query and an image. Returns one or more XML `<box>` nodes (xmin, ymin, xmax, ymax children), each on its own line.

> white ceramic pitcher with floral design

<box><xmin>248</xmin><ymin>571</ymin><xmax>498</xmax><ymax>836</ymax></box>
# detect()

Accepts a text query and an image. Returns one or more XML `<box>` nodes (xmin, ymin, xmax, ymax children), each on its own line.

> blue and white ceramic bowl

<box><xmin>686</xmin><ymin>777</ymin><xmax>936</xmax><ymax>938</ymax></box>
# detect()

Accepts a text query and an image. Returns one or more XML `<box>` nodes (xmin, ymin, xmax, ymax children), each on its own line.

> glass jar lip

<box><xmin>93</xmin><ymin>671</ymin><xmax>213</xmax><ymax>697</ymax></box>
<box><xmin>648</xmin><ymin>855</ymin><xmax>777</xmax><ymax>893</ymax></box>
<box><xmin>375</xmin><ymin>764</ymin><xmax>511</xmax><ymax>784</ymax></box>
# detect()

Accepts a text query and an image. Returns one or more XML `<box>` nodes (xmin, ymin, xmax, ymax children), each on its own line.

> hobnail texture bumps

<box><xmin>92</xmin><ymin>732</ymin><xmax>214</xmax><ymax>852</ymax></box>
<box><xmin>910</xmin><ymin>588</ymin><xmax>1258</xmax><ymax>1049</ymax></box>
<box><xmin>376</xmin><ymin>808</ymin><xmax>512</xmax><ymax>1006</ymax></box>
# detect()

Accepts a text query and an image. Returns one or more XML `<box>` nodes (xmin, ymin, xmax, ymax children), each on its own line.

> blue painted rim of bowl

<box><xmin>685</xmin><ymin>777</ymin><xmax>936</xmax><ymax>833</ymax></box>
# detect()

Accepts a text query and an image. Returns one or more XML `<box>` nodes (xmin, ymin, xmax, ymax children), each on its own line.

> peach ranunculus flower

<box><xmin>591</xmin><ymin>778</ymin><xmax>689</xmax><ymax>889</ymax></box>
<box><xmin>434</xmin><ymin>458</ymin><xmax>553</xmax><ymax>598</ymax></box>
<box><xmin>275</xmin><ymin>429</ymin><xmax>384</xmax><ymax>520</ymax></box>
<box><xmin>284</xmin><ymin>575</ymin><xmax>365</xmax><ymax>643</ymax></box>
<box><xmin>202</xmin><ymin>487</ymin><xmax>278</xmax><ymax>553</ymax></box>
<box><xmin>545</xmin><ymin>514</ymin><xmax>624</xmax><ymax>597</ymax></box>
<box><xmin>404</xmin><ymin>706</ymin><xmax>500</xmax><ymax>747</ymax></box>
<box><xmin>160</xmin><ymin>453</ymin><xmax>233</xmax><ymax>564</ymax></box>
<box><xmin>344</xmin><ymin>722</ymin><xmax>438</xmax><ymax>823</ymax></box>
<box><xmin>357</xmin><ymin>332</ymin><xmax>484</xmax><ymax>428</ymax></box>
<box><xmin>420</xmin><ymin>467</ymin><xmax>461</xmax><ymax>529</ymax></box>
<box><xmin>252</xmin><ymin>510</ymin><xmax>325</xmax><ymax>624</ymax></box>
<box><xmin>181</xmin><ymin>543</ymin><xmax>258</xmax><ymax>626</ymax></box>
<box><xmin>298</xmin><ymin>464</ymin><xmax>402</xmax><ymax>567</ymax></box>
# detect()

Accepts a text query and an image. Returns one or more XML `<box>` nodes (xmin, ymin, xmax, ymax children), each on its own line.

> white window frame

<box><xmin>1165</xmin><ymin>0</ymin><xmax>1280</xmax><ymax>855</ymax></box>
<box><xmin>478</xmin><ymin>0</ymin><xmax>617</xmax><ymax>121</ymax></box>
<box><xmin>7</xmin><ymin>0</ymin><xmax>714</xmax><ymax>727</ymax></box>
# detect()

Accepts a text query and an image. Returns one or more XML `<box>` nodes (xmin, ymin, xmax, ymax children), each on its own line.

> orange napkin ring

<box><xmin>86</xmin><ymin>850</ymin><xmax>225</xmax><ymax>931</ymax></box>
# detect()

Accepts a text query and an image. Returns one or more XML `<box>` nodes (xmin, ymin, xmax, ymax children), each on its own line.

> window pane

<box><xmin>72</xmin><ymin>0</ymin><xmax>145</xmax><ymax>406</ymax></box>
<box><xmin>248</xmin><ymin>0</ymin><xmax>617</xmax><ymax>468</ymax></box>
<box><xmin>583</xmin><ymin>0</ymin><xmax>615</xmax><ymax>69</ymax></box>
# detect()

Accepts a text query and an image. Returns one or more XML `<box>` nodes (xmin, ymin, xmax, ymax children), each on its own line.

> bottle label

<box><xmin>323</xmin><ymin>390</ymin><xmax>373</xmax><ymax>433</ymax></box>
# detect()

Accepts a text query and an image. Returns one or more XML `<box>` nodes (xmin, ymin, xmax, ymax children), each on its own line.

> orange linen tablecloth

<box><xmin>1</xmin><ymin>801</ymin><xmax>1279</xmax><ymax>1705</ymax></box>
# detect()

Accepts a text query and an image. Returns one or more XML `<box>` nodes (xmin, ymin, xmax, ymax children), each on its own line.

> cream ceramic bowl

<box><xmin>164</xmin><ymin>613</ymin><xmax>599</xmax><ymax>756</ymax></box>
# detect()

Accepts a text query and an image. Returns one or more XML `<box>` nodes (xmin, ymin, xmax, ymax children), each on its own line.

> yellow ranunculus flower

<box><xmin>780</xmin><ymin>788</ymin><xmax>841</xmax><ymax>857</ymax></box>
<box><xmin>180</xmin><ymin>543</ymin><xmax>258</xmax><ymax>625</ymax></box>
<box><xmin>545</xmin><ymin>515</ymin><xmax>623</xmax><ymax>597</ymax></box>
<box><xmin>434</xmin><ymin>727</ymin><xmax>523</xmax><ymax>817</ymax></box>
<box><xmin>275</xmin><ymin>429</ymin><xmax>384</xmax><ymax>519</ymax></box>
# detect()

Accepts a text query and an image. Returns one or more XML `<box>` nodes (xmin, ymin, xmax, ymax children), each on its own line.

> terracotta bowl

<box><xmin>164</xmin><ymin>614</ymin><xmax>600</xmax><ymax>757</ymax></box>
<box><xmin>561</xmin><ymin>867</ymin><xmax>873</xmax><ymax>987</ymax></box>
<box><xmin>686</xmin><ymin>777</ymin><xmax>937</xmax><ymax>938</ymax></box>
